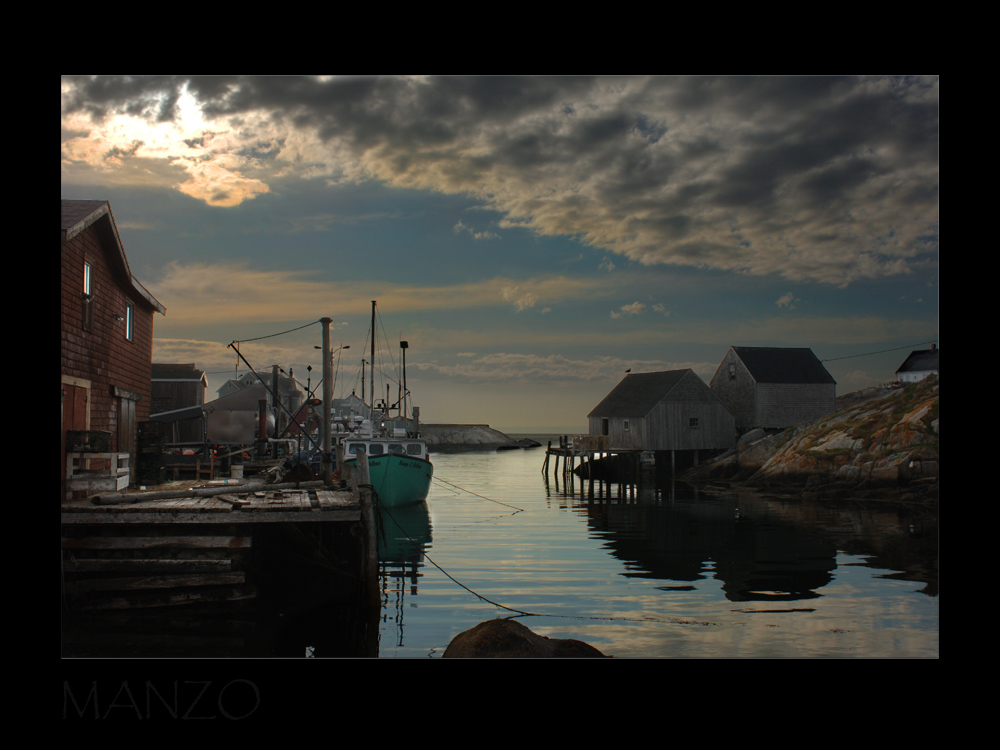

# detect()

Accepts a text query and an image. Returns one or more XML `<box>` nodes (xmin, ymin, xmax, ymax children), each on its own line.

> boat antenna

<box><xmin>370</xmin><ymin>300</ymin><xmax>376</xmax><ymax>414</ymax></box>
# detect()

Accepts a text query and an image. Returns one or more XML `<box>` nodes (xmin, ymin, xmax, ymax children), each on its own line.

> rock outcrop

<box><xmin>443</xmin><ymin>618</ymin><xmax>610</xmax><ymax>658</ymax></box>
<box><xmin>421</xmin><ymin>424</ymin><xmax>524</xmax><ymax>452</ymax></box>
<box><xmin>685</xmin><ymin>375</ymin><xmax>939</xmax><ymax>497</ymax></box>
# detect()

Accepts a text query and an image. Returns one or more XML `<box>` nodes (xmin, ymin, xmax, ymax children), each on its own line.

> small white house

<box><xmin>896</xmin><ymin>345</ymin><xmax>939</xmax><ymax>383</ymax></box>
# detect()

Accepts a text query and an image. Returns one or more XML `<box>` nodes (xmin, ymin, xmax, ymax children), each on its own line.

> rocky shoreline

<box><xmin>683</xmin><ymin>375</ymin><xmax>939</xmax><ymax>504</ymax></box>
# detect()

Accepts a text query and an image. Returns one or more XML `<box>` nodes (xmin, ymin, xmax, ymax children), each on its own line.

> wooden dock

<box><xmin>61</xmin><ymin>480</ymin><xmax>372</xmax><ymax>617</ymax></box>
<box><xmin>542</xmin><ymin>435</ymin><xmax>643</xmax><ymax>498</ymax></box>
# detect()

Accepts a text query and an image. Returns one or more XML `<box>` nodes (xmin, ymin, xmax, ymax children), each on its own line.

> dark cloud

<box><xmin>62</xmin><ymin>75</ymin><xmax>186</xmax><ymax>123</ymax></box>
<box><xmin>62</xmin><ymin>75</ymin><xmax>939</xmax><ymax>284</ymax></box>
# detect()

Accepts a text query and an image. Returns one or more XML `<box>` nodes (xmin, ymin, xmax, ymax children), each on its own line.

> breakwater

<box><xmin>420</xmin><ymin>424</ymin><xmax>538</xmax><ymax>453</ymax></box>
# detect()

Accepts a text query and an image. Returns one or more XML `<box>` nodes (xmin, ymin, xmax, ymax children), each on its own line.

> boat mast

<box><xmin>370</xmin><ymin>300</ymin><xmax>376</xmax><ymax>417</ymax></box>
<box><xmin>401</xmin><ymin>340</ymin><xmax>408</xmax><ymax>421</ymax></box>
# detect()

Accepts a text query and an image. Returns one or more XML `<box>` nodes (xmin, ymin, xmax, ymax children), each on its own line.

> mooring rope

<box><xmin>375</xmin><ymin>487</ymin><xmax>694</xmax><ymax>626</ymax></box>
<box><xmin>431</xmin><ymin>475</ymin><xmax>524</xmax><ymax>512</ymax></box>
<box><xmin>376</xmin><ymin>498</ymin><xmax>534</xmax><ymax>616</ymax></box>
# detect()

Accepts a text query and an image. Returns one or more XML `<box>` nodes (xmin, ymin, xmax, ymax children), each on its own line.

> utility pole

<box><xmin>272</xmin><ymin>364</ymin><xmax>280</xmax><ymax>459</ymax></box>
<box><xmin>321</xmin><ymin>317</ymin><xmax>333</xmax><ymax>486</ymax></box>
<box><xmin>401</xmin><ymin>340</ymin><xmax>408</xmax><ymax>422</ymax></box>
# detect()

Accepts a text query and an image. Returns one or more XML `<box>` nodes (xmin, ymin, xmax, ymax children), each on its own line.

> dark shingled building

<box><xmin>588</xmin><ymin>369</ymin><xmax>735</xmax><ymax>452</ymax></box>
<box><xmin>709</xmin><ymin>346</ymin><xmax>836</xmax><ymax>434</ymax></box>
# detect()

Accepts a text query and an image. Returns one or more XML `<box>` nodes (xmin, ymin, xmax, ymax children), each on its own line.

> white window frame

<box><xmin>81</xmin><ymin>260</ymin><xmax>94</xmax><ymax>331</ymax></box>
<box><xmin>125</xmin><ymin>300</ymin><xmax>134</xmax><ymax>341</ymax></box>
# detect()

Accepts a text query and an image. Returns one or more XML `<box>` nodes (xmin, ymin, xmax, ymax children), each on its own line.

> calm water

<box><xmin>61</xmin><ymin>439</ymin><xmax>939</xmax><ymax>659</ymax></box>
<box><xmin>375</xmin><ymin>439</ymin><xmax>939</xmax><ymax>658</ymax></box>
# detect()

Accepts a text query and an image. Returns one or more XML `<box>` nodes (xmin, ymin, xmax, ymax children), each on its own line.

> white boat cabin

<box><xmin>342</xmin><ymin>419</ymin><xmax>429</xmax><ymax>461</ymax></box>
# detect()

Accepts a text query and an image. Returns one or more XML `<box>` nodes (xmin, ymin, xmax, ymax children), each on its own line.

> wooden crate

<box><xmin>66</xmin><ymin>452</ymin><xmax>130</xmax><ymax>499</ymax></box>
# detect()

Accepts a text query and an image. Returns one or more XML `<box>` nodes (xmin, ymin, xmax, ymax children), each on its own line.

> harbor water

<box><xmin>376</xmin><ymin>438</ymin><xmax>939</xmax><ymax>658</ymax></box>
<box><xmin>60</xmin><ymin>438</ymin><xmax>939</xmax><ymax>659</ymax></box>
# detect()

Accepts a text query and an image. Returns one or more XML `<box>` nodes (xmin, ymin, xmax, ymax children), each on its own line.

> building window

<box><xmin>125</xmin><ymin>300</ymin><xmax>134</xmax><ymax>341</ymax></box>
<box><xmin>623</xmin><ymin>419</ymin><xmax>630</xmax><ymax>432</ymax></box>
<box><xmin>81</xmin><ymin>261</ymin><xmax>93</xmax><ymax>331</ymax></box>
<box><xmin>689</xmin><ymin>417</ymin><xmax>700</xmax><ymax>428</ymax></box>
<box><xmin>728</xmin><ymin>363</ymin><xmax>736</xmax><ymax>380</ymax></box>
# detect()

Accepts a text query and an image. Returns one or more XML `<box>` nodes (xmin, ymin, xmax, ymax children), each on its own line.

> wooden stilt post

<box><xmin>587</xmin><ymin>452</ymin><xmax>594</xmax><ymax>498</ymax></box>
<box><xmin>354</xmin><ymin>449</ymin><xmax>379</xmax><ymax>611</ymax></box>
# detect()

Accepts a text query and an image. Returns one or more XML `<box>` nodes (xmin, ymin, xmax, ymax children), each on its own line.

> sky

<box><xmin>61</xmin><ymin>75</ymin><xmax>939</xmax><ymax>434</ymax></box>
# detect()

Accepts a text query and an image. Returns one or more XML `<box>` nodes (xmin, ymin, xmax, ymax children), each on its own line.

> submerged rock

<box><xmin>443</xmin><ymin>619</ymin><xmax>610</xmax><ymax>658</ymax></box>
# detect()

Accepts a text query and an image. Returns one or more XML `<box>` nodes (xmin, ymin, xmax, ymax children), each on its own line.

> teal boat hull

<box><xmin>346</xmin><ymin>453</ymin><xmax>433</xmax><ymax>508</ymax></box>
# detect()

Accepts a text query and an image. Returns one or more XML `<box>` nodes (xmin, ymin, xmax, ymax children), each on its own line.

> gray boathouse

<box><xmin>709</xmin><ymin>346</ymin><xmax>836</xmax><ymax>434</ymax></box>
<box><xmin>588</xmin><ymin>368</ymin><xmax>735</xmax><ymax>456</ymax></box>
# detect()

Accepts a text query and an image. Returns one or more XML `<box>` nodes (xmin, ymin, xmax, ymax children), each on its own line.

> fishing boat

<box><xmin>341</xmin><ymin>301</ymin><xmax>434</xmax><ymax>507</ymax></box>
<box><xmin>343</xmin><ymin>423</ymin><xmax>433</xmax><ymax>508</ymax></box>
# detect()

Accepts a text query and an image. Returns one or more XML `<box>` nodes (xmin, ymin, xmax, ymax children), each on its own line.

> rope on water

<box><xmin>432</xmin><ymin>475</ymin><xmax>524</xmax><ymax>512</ymax></box>
<box><xmin>376</xmin><ymin>490</ymin><xmax>693</xmax><ymax>626</ymax></box>
<box><xmin>375</xmin><ymin>493</ymin><xmax>534</xmax><ymax>616</ymax></box>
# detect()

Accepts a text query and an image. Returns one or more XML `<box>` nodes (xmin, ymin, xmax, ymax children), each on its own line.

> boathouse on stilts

<box><xmin>544</xmin><ymin>369</ymin><xmax>736</xmax><ymax>497</ymax></box>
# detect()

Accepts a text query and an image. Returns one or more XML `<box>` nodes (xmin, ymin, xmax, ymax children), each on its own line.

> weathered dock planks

<box><xmin>62</xmin><ymin>485</ymin><xmax>360</xmax><ymax>524</ymax></box>
<box><xmin>61</xmin><ymin>485</ymin><xmax>366</xmax><ymax>615</ymax></box>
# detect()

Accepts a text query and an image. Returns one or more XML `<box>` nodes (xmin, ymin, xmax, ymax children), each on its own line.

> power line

<box><xmin>821</xmin><ymin>340</ymin><xmax>938</xmax><ymax>363</ymax></box>
<box><xmin>231</xmin><ymin>319</ymin><xmax>321</xmax><ymax>344</ymax></box>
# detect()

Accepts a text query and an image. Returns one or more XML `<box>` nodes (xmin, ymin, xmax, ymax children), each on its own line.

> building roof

<box><xmin>152</xmin><ymin>363</ymin><xmax>207</xmax><ymax>383</ymax></box>
<box><xmin>588</xmin><ymin>369</ymin><xmax>708</xmax><ymax>418</ymax></box>
<box><xmin>896</xmin><ymin>347</ymin><xmax>939</xmax><ymax>374</ymax></box>
<box><xmin>218</xmin><ymin>371</ymin><xmax>302</xmax><ymax>397</ymax></box>
<box><xmin>730</xmin><ymin>346</ymin><xmax>836</xmax><ymax>385</ymax></box>
<box><xmin>205</xmin><ymin>382</ymin><xmax>272</xmax><ymax>412</ymax></box>
<box><xmin>61</xmin><ymin>200</ymin><xmax>166</xmax><ymax>315</ymax></box>
<box><xmin>149</xmin><ymin>404</ymin><xmax>206</xmax><ymax>422</ymax></box>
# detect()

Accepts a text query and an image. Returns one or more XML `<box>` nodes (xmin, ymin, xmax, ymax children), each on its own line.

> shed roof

<box><xmin>205</xmin><ymin>382</ymin><xmax>271</xmax><ymax>412</ymax></box>
<box><xmin>152</xmin><ymin>363</ymin><xmax>207</xmax><ymax>383</ymax></box>
<box><xmin>588</xmin><ymin>369</ymin><xmax>706</xmax><ymax>418</ymax></box>
<box><xmin>731</xmin><ymin>346</ymin><xmax>835</xmax><ymax>385</ymax></box>
<box><xmin>896</xmin><ymin>347</ymin><xmax>939</xmax><ymax>374</ymax></box>
<box><xmin>61</xmin><ymin>199</ymin><xmax>166</xmax><ymax>315</ymax></box>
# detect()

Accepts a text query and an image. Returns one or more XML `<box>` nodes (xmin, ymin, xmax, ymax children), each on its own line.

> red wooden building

<box><xmin>61</xmin><ymin>200</ymin><xmax>166</xmax><ymax>495</ymax></box>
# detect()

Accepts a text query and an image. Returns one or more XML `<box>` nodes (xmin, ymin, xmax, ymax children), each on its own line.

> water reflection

<box><xmin>376</xmin><ymin>449</ymin><xmax>938</xmax><ymax>657</ymax></box>
<box><xmin>377</xmin><ymin>502</ymin><xmax>432</xmax><ymax>650</ymax></box>
<box><xmin>557</xmin><ymin>475</ymin><xmax>937</xmax><ymax>603</ymax></box>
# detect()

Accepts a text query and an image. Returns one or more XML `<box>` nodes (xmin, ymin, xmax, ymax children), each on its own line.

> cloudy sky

<box><xmin>61</xmin><ymin>75</ymin><xmax>939</xmax><ymax>433</ymax></box>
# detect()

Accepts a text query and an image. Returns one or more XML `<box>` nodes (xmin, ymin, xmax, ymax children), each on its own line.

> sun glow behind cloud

<box><xmin>62</xmin><ymin>85</ymin><xmax>273</xmax><ymax>207</ymax></box>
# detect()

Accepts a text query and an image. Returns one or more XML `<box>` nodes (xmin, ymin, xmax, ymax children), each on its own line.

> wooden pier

<box><xmin>61</xmin><ymin>465</ymin><xmax>382</xmax><ymax>657</ymax></box>
<box><xmin>542</xmin><ymin>435</ymin><xmax>643</xmax><ymax>498</ymax></box>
